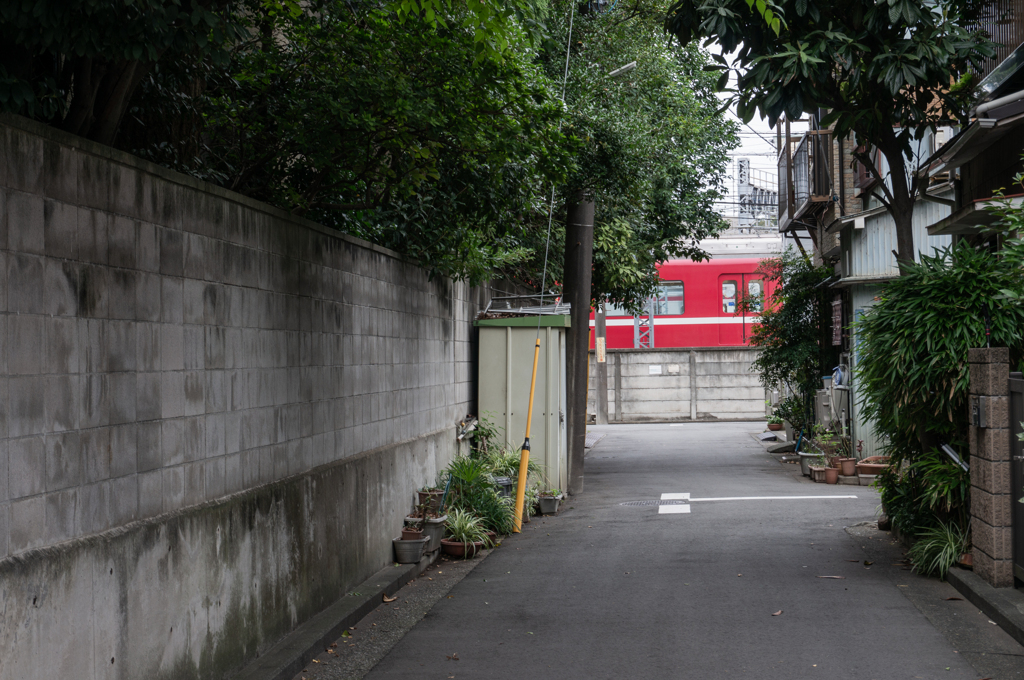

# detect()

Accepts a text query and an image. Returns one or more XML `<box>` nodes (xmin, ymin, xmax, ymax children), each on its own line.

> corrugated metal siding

<box><xmin>849</xmin><ymin>285</ymin><xmax>885</xmax><ymax>459</ymax></box>
<box><xmin>843</xmin><ymin>187</ymin><xmax>951</xmax><ymax>459</ymax></box>
<box><xmin>848</xmin><ymin>198</ymin><xmax>953</xmax><ymax>278</ymax></box>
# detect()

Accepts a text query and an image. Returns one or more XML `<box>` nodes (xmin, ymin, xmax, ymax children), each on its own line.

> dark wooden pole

<box><xmin>563</xmin><ymin>189</ymin><xmax>594</xmax><ymax>496</ymax></box>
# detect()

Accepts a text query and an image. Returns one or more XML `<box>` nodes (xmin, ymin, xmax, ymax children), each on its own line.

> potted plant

<box><xmin>808</xmin><ymin>455</ymin><xmax>828</xmax><ymax>482</ymax></box>
<box><xmin>418</xmin><ymin>486</ymin><xmax>444</xmax><ymax>514</ymax></box>
<box><xmin>767</xmin><ymin>414</ymin><xmax>784</xmax><ymax>431</ymax></box>
<box><xmin>856</xmin><ymin>455</ymin><xmax>890</xmax><ymax>475</ymax></box>
<box><xmin>405</xmin><ymin>500</ymin><xmax>448</xmax><ymax>552</ymax></box>
<box><xmin>538</xmin><ymin>488</ymin><xmax>564</xmax><ymax>515</ymax></box>
<box><xmin>824</xmin><ymin>466</ymin><xmax>839</xmax><ymax>484</ymax></box>
<box><xmin>441</xmin><ymin>509</ymin><xmax>489</xmax><ymax>558</ymax></box>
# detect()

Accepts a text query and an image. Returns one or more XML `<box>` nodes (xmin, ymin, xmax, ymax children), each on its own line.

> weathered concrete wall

<box><xmin>587</xmin><ymin>347</ymin><xmax>764</xmax><ymax>422</ymax></box>
<box><xmin>0</xmin><ymin>115</ymin><xmax>492</xmax><ymax>679</ymax></box>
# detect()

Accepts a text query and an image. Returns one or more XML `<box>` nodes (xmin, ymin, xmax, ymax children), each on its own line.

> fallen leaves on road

<box><xmin>446</xmin><ymin>653</ymin><xmax>460</xmax><ymax>661</ymax></box>
<box><xmin>772</xmin><ymin>610</ymin><xmax>783</xmax><ymax>616</ymax></box>
<box><xmin>341</xmin><ymin>631</ymin><xmax>351</xmax><ymax>638</ymax></box>
<box><xmin>817</xmin><ymin>576</ymin><xmax>846</xmax><ymax>579</ymax></box>
<box><xmin>383</xmin><ymin>594</ymin><xmax>398</xmax><ymax>603</ymax></box>
<box><xmin>863</xmin><ymin>561</ymin><xmax>873</xmax><ymax>566</ymax></box>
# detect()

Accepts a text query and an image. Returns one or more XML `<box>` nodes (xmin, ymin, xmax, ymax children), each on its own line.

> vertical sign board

<box><xmin>832</xmin><ymin>296</ymin><xmax>842</xmax><ymax>346</ymax></box>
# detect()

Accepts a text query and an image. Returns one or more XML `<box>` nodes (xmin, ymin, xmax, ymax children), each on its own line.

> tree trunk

<box><xmin>563</xmin><ymin>189</ymin><xmax>594</xmax><ymax>497</ymax></box>
<box><xmin>878</xmin><ymin>137</ymin><xmax>917</xmax><ymax>272</ymax></box>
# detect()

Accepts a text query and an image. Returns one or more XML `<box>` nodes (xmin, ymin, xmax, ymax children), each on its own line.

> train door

<box><xmin>743</xmin><ymin>275</ymin><xmax>765</xmax><ymax>342</ymax></box>
<box><xmin>718</xmin><ymin>275</ymin><xmax>743</xmax><ymax>345</ymax></box>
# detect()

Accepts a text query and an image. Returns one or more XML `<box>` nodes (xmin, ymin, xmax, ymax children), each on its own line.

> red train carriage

<box><xmin>591</xmin><ymin>257</ymin><xmax>773</xmax><ymax>348</ymax></box>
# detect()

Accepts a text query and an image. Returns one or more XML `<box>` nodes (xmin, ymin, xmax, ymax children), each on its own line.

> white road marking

<box><xmin>688</xmin><ymin>495</ymin><xmax>858</xmax><ymax>502</ymax></box>
<box><xmin>661</xmin><ymin>493</ymin><xmax>691</xmax><ymax>500</ymax></box>
<box><xmin>658</xmin><ymin>504</ymin><xmax>691</xmax><ymax>514</ymax></box>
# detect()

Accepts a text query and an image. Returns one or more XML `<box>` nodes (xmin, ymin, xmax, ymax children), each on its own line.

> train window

<box><xmin>656</xmin><ymin>282</ymin><xmax>684</xmax><ymax>315</ymax></box>
<box><xmin>746</xmin><ymin>279</ymin><xmax>764</xmax><ymax>312</ymax></box>
<box><xmin>722</xmin><ymin>280</ymin><xmax>738</xmax><ymax>314</ymax></box>
<box><xmin>604</xmin><ymin>301</ymin><xmax>630</xmax><ymax>316</ymax></box>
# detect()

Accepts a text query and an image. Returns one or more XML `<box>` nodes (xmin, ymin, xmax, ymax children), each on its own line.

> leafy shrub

<box><xmin>442</xmin><ymin>455</ymin><xmax>517</xmax><ymax>535</ymax></box>
<box><xmin>907</xmin><ymin>520</ymin><xmax>970</xmax><ymax>580</ymax></box>
<box><xmin>858</xmin><ymin>241</ymin><xmax>1024</xmax><ymax>537</ymax></box>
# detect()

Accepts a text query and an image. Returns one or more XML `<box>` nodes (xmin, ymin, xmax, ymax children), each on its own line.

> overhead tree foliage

<box><xmin>1</xmin><ymin>0</ymin><xmax>736</xmax><ymax>302</ymax></box>
<box><xmin>664</xmin><ymin>0</ymin><xmax>994</xmax><ymax>269</ymax></box>
<box><xmin>0</xmin><ymin>0</ymin><xmax>244</xmax><ymax>145</ymax></box>
<box><xmin>536</xmin><ymin>0</ymin><xmax>737</xmax><ymax>308</ymax></box>
<box><xmin>739</xmin><ymin>248</ymin><xmax>836</xmax><ymax>421</ymax></box>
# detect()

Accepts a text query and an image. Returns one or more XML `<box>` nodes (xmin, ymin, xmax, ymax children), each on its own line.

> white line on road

<box><xmin>687</xmin><ymin>495</ymin><xmax>858</xmax><ymax>502</ymax></box>
<box><xmin>658</xmin><ymin>504</ymin><xmax>691</xmax><ymax>514</ymax></box>
<box><xmin>661</xmin><ymin>493</ymin><xmax>691</xmax><ymax>500</ymax></box>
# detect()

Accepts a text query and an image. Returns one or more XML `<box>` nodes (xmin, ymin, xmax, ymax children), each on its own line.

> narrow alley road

<box><xmin>360</xmin><ymin>423</ymin><xmax>1024</xmax><ymax>679</ymax></box>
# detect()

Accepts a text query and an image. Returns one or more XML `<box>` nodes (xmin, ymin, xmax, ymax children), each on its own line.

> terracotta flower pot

<box><xmin>441</xmin><ymin>538</ymin><xmax>484</xmax><ymax>558</ymax></box>
<box><xmin>418</xmin><ymin>490</ymin><xmax>444</xmax><ymax>513</ymax></box>
<box><xmin>395</xmin><ymin>524</ymin><xmax>419</xmax><ymax>540</ymax></box>
<box><xmin>767</xmin><ymin>423</ymin><xmax>783</xmax><ymax>431</ymax></box>
<box><xmin>824</xmin><ymin>467</ymin><xmax>839</xmax><ymax>484</ymax></box>
<box><xmin>840</xmin><ymin>458</ymin><xmax>857</xmax><ymax>476</ymax></box>
<box><xmin>856</xmin><ymin>457</ymin><xmax>889</xmax><ymax>475</ymax></box>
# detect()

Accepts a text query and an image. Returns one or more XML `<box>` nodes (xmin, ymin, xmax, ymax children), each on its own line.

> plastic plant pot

<box><xmin>393</xmin><ymin>536</ymin><xmax>429</xmax><ymax>564</ymax></box>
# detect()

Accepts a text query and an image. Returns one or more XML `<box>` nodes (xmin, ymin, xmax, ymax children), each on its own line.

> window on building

<box><xmin>722</xmin><ymin>280</ymin><xmax>738</xmax><ymax>314</ymax></box>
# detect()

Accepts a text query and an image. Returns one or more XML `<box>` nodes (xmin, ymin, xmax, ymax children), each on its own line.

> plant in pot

<box><xmin>418</xmin><ymin>486</ymin><xmax>444</xmax><ymax>514</ymax></box>
<box><xmin>538</xmin><ymin>488</ymin><xmax>564</xmax><ymax>515</ymax></box>
<box><xmin>808</xmin><ymin>454</ymin><xmax>828</xmax><ymax>483</ymax></box>
<box><xmin>405</xmin><ymin>499</ymin><xmax>448</xmax><ymax>553</ymax></box>
<box><xmin>443</xmin><ymin>455</ymin><xmax>517</xmax><ymax>536</ymax></box>
<box><xmin>393</xmin><ymin>503</ymin><xmax>430</xmax><ymax>563</ymax></box>
<box><xmin>767</xmin><ymin>414</ymin><xmax>784</xmax><ymax>431</ymax></box>
<box><xmin>441</xmin><ymin>509</ymin><xmax>489</xmax><ymax>558</ymax></box>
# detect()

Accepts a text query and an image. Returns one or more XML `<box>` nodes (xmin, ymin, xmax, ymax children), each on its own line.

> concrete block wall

<box><xmin>0</xmin><ymin>115</ymin><xmax>495</xmax><ymax>679</ymax></box>
<box><xmin>967</xmin><ymin>347</ymin><xmax>1014</xmax><ymax>587</ymax></box>
<box><xmin>588</xmin><ymin>347</ymin><xmax>764</xmax><ymax>422</ymax></box>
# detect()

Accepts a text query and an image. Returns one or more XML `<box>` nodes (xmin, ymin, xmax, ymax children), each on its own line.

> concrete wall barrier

<box><xmin>587</xmin><ymin>347</ymin><xmax>765</xmax><ymax>422</ymax></box>
<box><xmin>0</xmin><ymin>114</ymin><xmax>492</xmax><ymax>679</ymax></box>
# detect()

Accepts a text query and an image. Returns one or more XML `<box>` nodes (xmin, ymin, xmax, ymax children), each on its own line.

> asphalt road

<box><xmin>358</xmin><ymin>422</ymin><xmax>1024</xmax><ymax>680</ymax></box>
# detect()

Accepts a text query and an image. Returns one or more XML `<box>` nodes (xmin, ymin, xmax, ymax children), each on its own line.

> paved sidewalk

<box><xmin>356</xmin><ymin>423</ymin><xmax>1024</xmax><ymax>679</ymax></box>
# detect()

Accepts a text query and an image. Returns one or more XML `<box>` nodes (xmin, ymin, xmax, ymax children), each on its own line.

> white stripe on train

<box><xmin>589</xmin><ymin>316</ymin><xmax>760</xmax><ymax>327</ymax></box>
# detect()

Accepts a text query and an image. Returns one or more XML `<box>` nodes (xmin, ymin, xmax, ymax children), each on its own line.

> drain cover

<box><xmin>620</xmin><ymin>500</ymin><xmax>688</xmax><ymax>507</ymax></box>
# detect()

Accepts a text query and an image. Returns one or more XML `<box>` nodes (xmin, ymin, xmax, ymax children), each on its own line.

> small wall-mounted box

<box><xmin>970</xmin><ymin>395</ymin><xmax>987</xmax><ymax>428</ymax></box>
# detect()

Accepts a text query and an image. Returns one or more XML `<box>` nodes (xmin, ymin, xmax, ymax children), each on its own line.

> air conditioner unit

<box><xmin>815</xmin><ymin>390</ymin><xmax>831</xmax><ymax>427</ymax></box>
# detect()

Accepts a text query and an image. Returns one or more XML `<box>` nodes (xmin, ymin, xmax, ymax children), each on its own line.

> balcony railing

<box><xmin>778</xmin><ymin>123</ymin><xmax>833</xmax><ymax>231</ymax></box>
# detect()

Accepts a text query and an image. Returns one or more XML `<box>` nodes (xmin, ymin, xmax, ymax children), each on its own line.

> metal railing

<box><xmin>778</xmin><ymin>123</ymin><xmax>833</xmax><ymax>231</ymax></box>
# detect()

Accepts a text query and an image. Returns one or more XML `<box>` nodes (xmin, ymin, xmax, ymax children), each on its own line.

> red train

<box><xmin>591</xmin><ymin>257</ymin><xmax>773</xmax><ymax>348</ymax></box>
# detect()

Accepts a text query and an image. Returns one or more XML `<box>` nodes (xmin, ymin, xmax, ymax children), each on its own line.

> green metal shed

<box><xmin>475</xmin><ymin>316</ymin><xmax>569</xmax><ymax>492</ymax></box>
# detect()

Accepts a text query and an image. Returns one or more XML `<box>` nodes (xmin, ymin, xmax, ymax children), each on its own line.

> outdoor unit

<box><xmin>815</xmin><ymin>390</ymin><xmax>831</xmax><ymax>428</ymax></box>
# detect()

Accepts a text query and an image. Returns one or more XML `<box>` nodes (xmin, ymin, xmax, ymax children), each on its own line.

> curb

<box><xmin>232</xmin><ymin>550</ymin><xmax>440</xmax><ymax>680</ymax></box>
<box><xmin>946</xmin><ymin>567</ymin><xmax>1024</xmax><ymax>648</ymax></box>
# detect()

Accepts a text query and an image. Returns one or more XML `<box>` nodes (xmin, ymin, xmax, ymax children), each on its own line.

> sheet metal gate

<box><xmin>1012</xmin><ymin>372</ymin><xmax>1024</xmax><ymax>585</ymax></box>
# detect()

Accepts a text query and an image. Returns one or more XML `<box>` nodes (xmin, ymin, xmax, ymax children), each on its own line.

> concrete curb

<box><xmin>232</xmin><ymin>550</ymin><xmax>440</xmax><ymax>680</ymax></box>
<box><xmin>946</xmin><ymin>567</ymin><xmax>1024</xmax><ymax>647</ymax></box>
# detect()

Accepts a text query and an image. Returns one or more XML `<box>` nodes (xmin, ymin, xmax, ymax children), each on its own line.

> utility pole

<box><xmin>563</xmin><ymin>189</ymin><xmax>594</xmax><ymax>496</ymax></box>
<box><xmin>595</xmin><ymin>303</ymin><xmax>608</xmax><ymax>424</ymax></box>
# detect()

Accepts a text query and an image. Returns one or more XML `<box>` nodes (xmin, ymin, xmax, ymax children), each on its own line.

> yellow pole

<box><xmin>513</xmin><ymin>337</ymin><xmax>542</xmax><ymax>533</ymax></box>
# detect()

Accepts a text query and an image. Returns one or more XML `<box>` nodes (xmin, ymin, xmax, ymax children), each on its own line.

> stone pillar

<box><xmin>968</xmin><ymin>347</ymin><xmax>1013</xmax><ymax>587</ymax></box>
